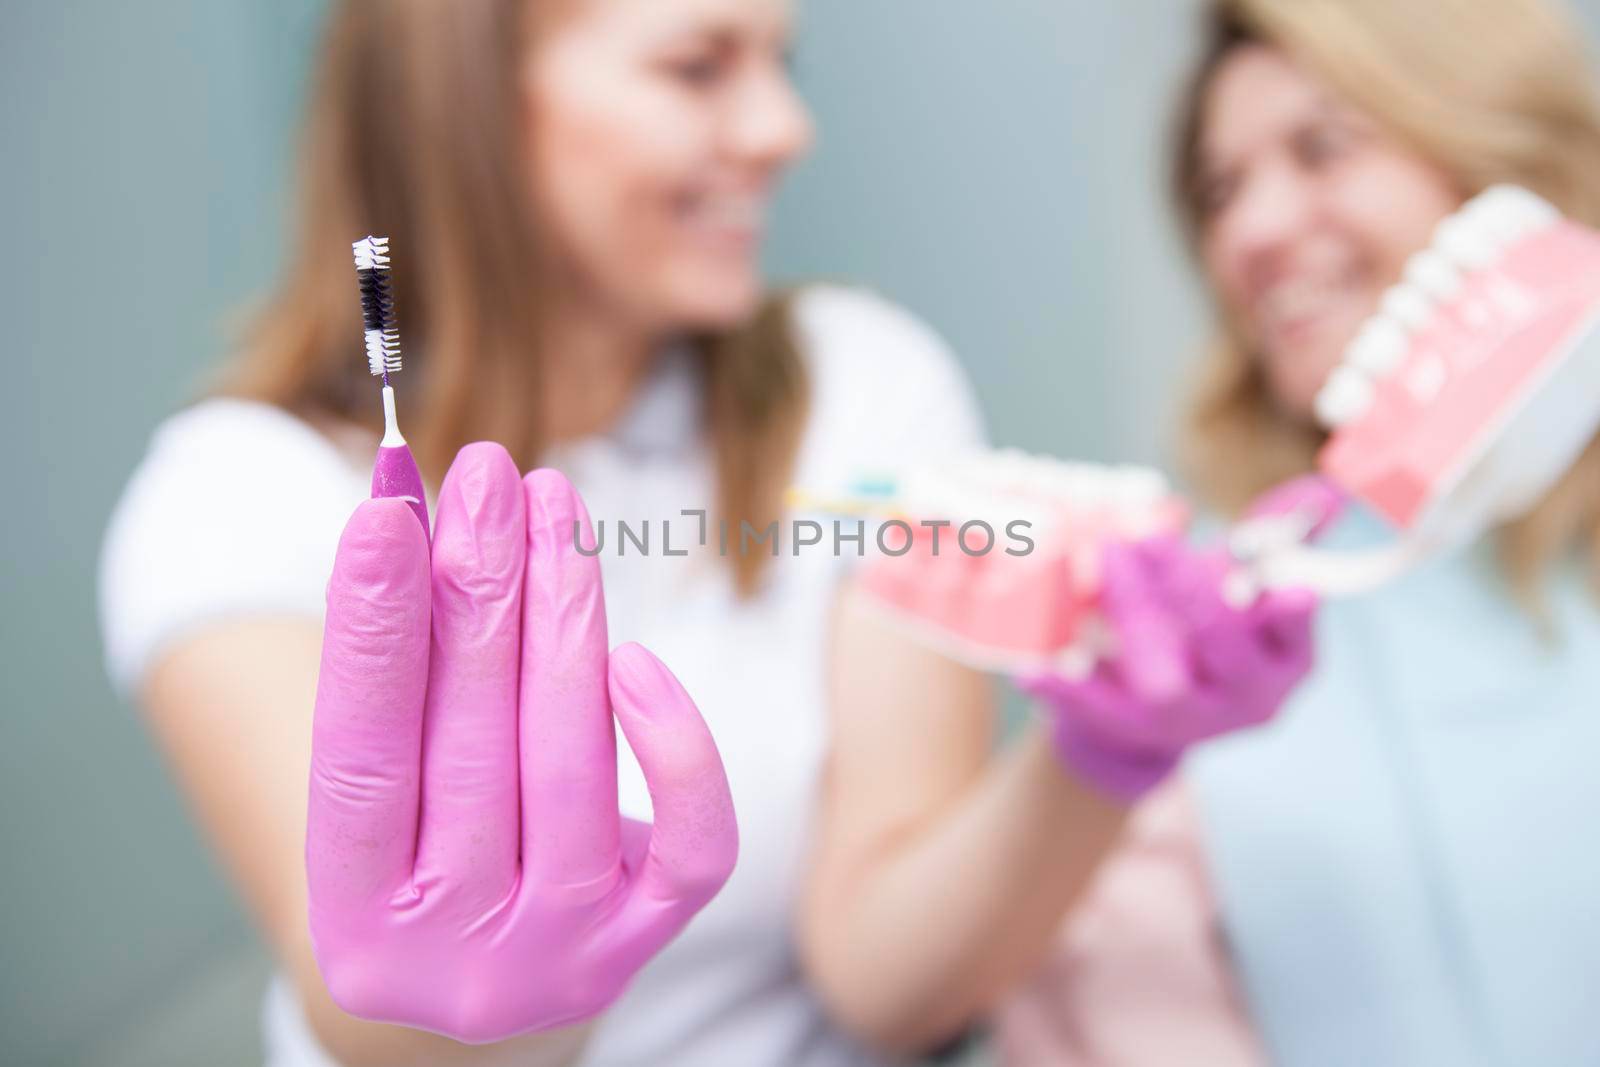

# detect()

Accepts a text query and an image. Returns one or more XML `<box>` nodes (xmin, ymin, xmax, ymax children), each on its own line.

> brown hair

<box><xmin>1170</xmin><ymin>0</ymin><xmax>1600</xmax><ymax>599</ymax></box>
<box><xmin>215</xmin><ymin>0</ymin><xmax>808</xmax><ymax>596</ymax></box>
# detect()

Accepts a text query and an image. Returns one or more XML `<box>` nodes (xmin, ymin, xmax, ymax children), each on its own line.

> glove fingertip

<box><xmin>609</xmin><ymin>642</ymin><xmax>685</xmax><ymax>723</ymax></box>
<box><xmin>608</xmin><ymin>647</ymin><xmax>735</xmax><ymax>869</ymax></box>
<box><xmin>329</xmin><ymin>497</ymin><xmax>430</xmax><ymax>604</ymax></box>
<box><xmin>1256</xmin><ymin>588</ymin><xmax>1318</xmax><ymax>659</ymax></box>
<box><xmin>523</xmin><ymin>468</ymin><xmax>607</xmax><ymax>572</ymax></box>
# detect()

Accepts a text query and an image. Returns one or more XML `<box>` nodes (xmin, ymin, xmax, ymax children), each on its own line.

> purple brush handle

<box><xmin>373</xmin><ymin>445</ymin><xmax>431</xmax><ymax>541</ymax></box>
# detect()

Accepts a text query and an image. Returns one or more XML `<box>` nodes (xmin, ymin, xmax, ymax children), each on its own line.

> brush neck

<box><xmin>380</xmin><ymin>386</ymin><xmax>407</xmax><ymax>448</ymax></box>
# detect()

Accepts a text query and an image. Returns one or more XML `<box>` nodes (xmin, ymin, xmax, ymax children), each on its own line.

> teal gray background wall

<box><xmin>6</xmin><ymin>3</ymin><xmax>1599</xmax><ymax>1064</ymax></box>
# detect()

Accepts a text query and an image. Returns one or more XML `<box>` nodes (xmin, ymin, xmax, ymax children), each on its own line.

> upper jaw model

<box><xmin>1247</xmin><ymin>185</ymin><xmax>1600</xmax><ymax>594</ymax></box>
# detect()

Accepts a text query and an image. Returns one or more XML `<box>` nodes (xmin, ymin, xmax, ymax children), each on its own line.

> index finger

<box><xmin>307</xmin><ymin>498</ymin><xmax>431</xmax><ymax>921</ymax></box>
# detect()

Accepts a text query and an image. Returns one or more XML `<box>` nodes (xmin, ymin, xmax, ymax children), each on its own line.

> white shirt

<box><xmin>98</xmin><ymin>286</ymin><xmax>987</xmax><ymax>1067</ymax></box>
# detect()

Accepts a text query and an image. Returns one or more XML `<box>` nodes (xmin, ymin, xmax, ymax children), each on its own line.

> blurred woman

<box><xmin>1002</xmin><ymin>0</ymin><xmax>1600</xmax><ymax>1063</ymax></box>
<box><xmin>98</xmin><ymin>0</ymin><xmax>971</xmax><ymax>1063</ymax></box>
<box><xmin>97</xmin><ymin>0</ymin><xmax>1172</xmax><ymax>1064</ymax></box>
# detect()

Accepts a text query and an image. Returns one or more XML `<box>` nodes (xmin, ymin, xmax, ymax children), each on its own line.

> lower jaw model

<box><xmin>1248</xmin><ymin>184</ymin><xmax>1600</xmax><ymax>594</ymax></box>
<box><xmin>811</xmin><ymin>186</ymin><xmax>1600</xmax><ymax>672</ymax></box>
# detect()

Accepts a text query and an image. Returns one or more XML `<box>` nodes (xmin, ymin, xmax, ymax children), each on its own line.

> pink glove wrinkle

<box><xmin>1021</xmin><ymin>477</ymin><xmax>1338</xmax><ymax>804</ymax></box>
<box><xmin>308</xmin><ymin>444</ymin><xmax>737</xmax><ymax>1044</ymax></box>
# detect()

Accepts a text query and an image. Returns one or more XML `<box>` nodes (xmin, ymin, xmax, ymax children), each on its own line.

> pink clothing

<box><xmin>998</xmin><ymin>780</ymin><xmax>1264</xmax><ymax>1066</ymax></box>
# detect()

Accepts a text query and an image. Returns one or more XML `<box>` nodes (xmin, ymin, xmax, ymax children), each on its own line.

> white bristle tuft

<box><xmin>352</xmin><ymin>236</ymin><xmax>391</xmax><ymax>272</ymax></box>
<box><xmin>364</xmin><ymin>330</ymin><xmax>402</xmax><ymax>377</ymax></box>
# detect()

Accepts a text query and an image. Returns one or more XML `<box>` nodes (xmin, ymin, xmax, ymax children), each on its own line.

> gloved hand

<box><xmin>1020</xmin><ymin>476</ymin><xmax>1344</xmax><ymax>803</ymax></box>
<box><xmin>307</xmin><ymin>443</ymin><xmax>737</xmax><ymax>1044</ymax></box>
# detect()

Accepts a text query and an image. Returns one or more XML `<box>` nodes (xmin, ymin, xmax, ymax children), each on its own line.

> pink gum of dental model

<box><xmin>859</xmin><ymin>493</ymin><xmax>1191</xmax><ymax>667</ymax></box>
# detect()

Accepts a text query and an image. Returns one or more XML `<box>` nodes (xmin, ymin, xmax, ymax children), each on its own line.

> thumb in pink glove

<box><xmin>1019</xmin><ymin>476</ymin><xmax>1342</xmax><ymax>804</ymax></box>
<box><xmin>308</xmin><ymin>443</ymin><xmax>737</xmax><ymax>1044</ymax></box>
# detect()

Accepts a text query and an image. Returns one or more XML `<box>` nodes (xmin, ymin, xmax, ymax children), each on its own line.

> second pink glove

<box><xmin>1021</xmin><ymin>476</ymin><xmax>1343</xmax><ymax>803</ymax></box>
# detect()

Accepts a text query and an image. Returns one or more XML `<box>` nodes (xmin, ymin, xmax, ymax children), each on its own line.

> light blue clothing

<box><xmin>1190</xmin><ymin>506</ymin><xmax>1600</xmax><ymax>1067</ymax></box>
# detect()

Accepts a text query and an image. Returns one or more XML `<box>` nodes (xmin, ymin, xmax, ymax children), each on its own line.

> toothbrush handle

<box><xmin>1246</xmin><ymin>539</ymin><xmax>1428</xmax><ymax>599</ymax></box>
<box><xmin>373</xmin><ymin>444</ymin><xmax>431</xmax><ymax>541</ymax></box>
<box><xmin>1224</xmin><ymin>474</ymin><xmax>1362</xmax><ymax>601</ymax></box>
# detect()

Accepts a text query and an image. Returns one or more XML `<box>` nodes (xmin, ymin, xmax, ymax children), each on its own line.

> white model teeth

<box><xmin>1468</xmin><ymin>185</ymin><xmax>1558</xmax><ymax>244</ymax></box>
<box><xmin>1483</xmin><ymin>184</ymin><xmax>1558</xmax><ymax>220</ymax></box>
<box><xmin>1382</xmin><ymin>285</ymin><xmax>1433</xmax><ymax>331</ymax></box>
<box><xmin>1430</xmin><ymin>186</ymin><xmax>1557</xmax><ymax>273</ymax></box>
<box><xmin>1345</xmin><ymin>317</ymin><xmax>1408</xmax><ymax>375</ymax></box>
<box><xmin>898</xmin><ymin>466</ymin><xmax>1027</xmax><ymax>532</ymax></box>
<box><xmin>1473</xmin><ymin>203</ymin><xmax>1532</xmax><ymax>244</ymax></box>
<box><xmin>1318</xmin><ymin>186</ymin><xmax>1560</xmax><ymax>433</ymax></box>
<box><xmin>1433</xmin><ymin>215</ymin><xmax>1498</xmax><ymax>269</ymax></box>
<box><xmin>1404</xmin><ymin>250</ymin><xmax>1463</xmax><ymax>301</ymax></box>
<box><xmin>978</xmin><ymin>451</ymin><xmax>1171</xmax><ymax>509</ymax></box>
<box><xmin>899</xmin><ymin>451</ymin><xmax>1172</xmax><ymax>532</ymax></box>
<box><xmin>1315</xmin><ymin>364</ymin><xmax>1375</xmax><ymax>428</ymax></box>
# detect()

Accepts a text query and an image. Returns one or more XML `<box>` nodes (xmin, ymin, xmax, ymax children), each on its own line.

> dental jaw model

<box><xmin>840</xmin><ymin>452</ymin><xmax>1189</xmax><ymax>673</ymax></box>
<box><xmin>1244</xmin><ymin>185</ymin><xmax>1600</xmax><ymax>594</ymax></box>
<box><xmin>839</xmin><ymin>188</ymin><xmax>1600</xmax><ymax>670</ymax></box>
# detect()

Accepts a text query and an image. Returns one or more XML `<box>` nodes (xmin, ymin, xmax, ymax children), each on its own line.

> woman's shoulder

<box><xmin>787</xmin><ymin>283</ymin><xmax>968</xmax><ymax>388</ymax></box>
<box><xmin>146</xmin><ymin>395</ymin><xmax>365</xmax><ymax>467</ymax></box>
<box><xmin>785</xmin><ymin>284</ymin><xmax>989</xmax><ymax>480</ymax></box>
<box><xmin>98</xmin><ymin>396</ymin><xmax>369</xmax><ymax>698</ymax></box>
<box><xmin>106</xmin><ymin>396</ymin><xmax>369</xmax><ymax>546</ymax></box>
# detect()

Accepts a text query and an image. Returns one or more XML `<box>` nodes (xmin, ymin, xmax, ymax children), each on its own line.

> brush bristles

<box><xmin>352</xmin><ymin>236</ymin><xmax>402</xmax><ymax>377</ymax></box>
<box><xmin>365</xmin><ymin>329</ymin><xmax>403</xmax><ymax>377</ymax></box>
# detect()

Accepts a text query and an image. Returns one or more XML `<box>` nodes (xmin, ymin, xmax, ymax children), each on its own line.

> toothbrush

<box><xmin>784</xmin><ymin>480</ymin><xmax>909</xmax><ymax>521</ymax></box>
<box><xmin>1235</xmin><ymin>185</ymin><xmax>1600</xmax><ymax>596</ymax></box>
<box><xmin>353</xmin><ymin>235</ymin><xmax>430</xmax><ymax>540</ymax></box>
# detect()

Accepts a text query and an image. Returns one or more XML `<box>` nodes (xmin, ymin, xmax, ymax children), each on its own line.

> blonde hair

<box><xmin>1172</xmin><ymin>0</ymin><xmax>1600</xmax><ymax>598</ymax></box>
<box><xmin>217</xmin><ymin>0</ymin><xmax>808</xmax><ymax>596</ymax></box>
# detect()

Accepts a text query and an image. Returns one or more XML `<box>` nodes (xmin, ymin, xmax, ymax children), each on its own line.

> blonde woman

<box><xmin>1002</xmin><ymin>1</ymin><xmax>1600</xmax><ymax>1064</ymax></box>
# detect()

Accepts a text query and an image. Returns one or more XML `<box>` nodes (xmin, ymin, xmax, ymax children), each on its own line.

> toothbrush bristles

<box><xmin>352</xmin><ymin>235</ymin><xmax>402</xmax><ymax>384</ymax></box>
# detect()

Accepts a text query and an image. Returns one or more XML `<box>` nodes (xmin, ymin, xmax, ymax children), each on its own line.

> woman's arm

<box><xmin>801</xmin><ymin>498</ymin><xmax>1326</xmax><ymax>1057</ymax></box>
<box><xmin>797</xmin><ymin>583</ymin><xmax>1129</xmax><ymax>1057</ymax></box>
<box><xmin>142</xmin><ymin>619</ymin><xmax>592</xmax><ymax>1067</ymax></box>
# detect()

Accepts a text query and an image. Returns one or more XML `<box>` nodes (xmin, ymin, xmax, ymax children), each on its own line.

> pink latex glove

<box><xmin>1020</xmin><ymin>476</ymin><xmax>1344</xmax><ymax>803</ymax></box>
<box><xmin>307</xmin><ymin>443</ymin><xmax>737</xmax><ymax>1044</ymax></box>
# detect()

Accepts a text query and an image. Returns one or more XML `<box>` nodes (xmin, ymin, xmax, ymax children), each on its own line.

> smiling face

<box><xmin>523</xmin><ymin>0</ymin><xmax>813</xmax><ymax>334</ymax></box>
<box><xmin>1196</xmin><ymin>45</ymin><xmax>1464</xmax><ymax>422</ymax></box>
